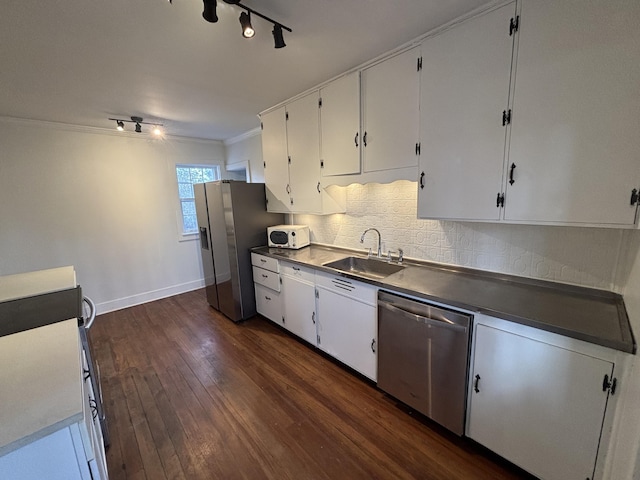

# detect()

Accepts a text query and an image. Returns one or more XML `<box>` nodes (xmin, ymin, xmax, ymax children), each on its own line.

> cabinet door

<box><xmin>504</xmin><ymin>0</ymin><xmax>640</xmax><ymax>226</ymax></box>
<box><xmin>468</xmin><ymin>324</ymin><xmax>613</xmax><ymax>480</ymax></box>
<box><xmin>361</xmin><ymin>47</ymin><xmax>420</xmax><ymax>173</ymax></box>
<box><xmin>281</xmin><ymin>275</ymin><xmax>317</xmax><ymax>345</ymax></box>
<box><xmin>316</xmin><ymin>288</ymin><xmax>377</xmax><ymax>380</ymax></box>
<box><xmin>418</xmin><ymin>3</ymin><xmax>515</xmax><ymax>221</ymax></box>
<box><xmin>261</xmin><ymin>106</ymin><xmax>291</xmax><ymax>213</ymax></box>
<box><xmin>320</xmin><ymin>72</ymin><xmax>361</xmax><ymax>176</ymax></box>
<box><xmin>286</xmin><ymin>92</ymin><xmax>322</xmax><ymax>213</ymax></box>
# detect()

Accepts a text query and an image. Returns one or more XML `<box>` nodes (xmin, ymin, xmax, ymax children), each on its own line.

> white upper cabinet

<box><xmin>261</xmin><ymin>94</ymin><xmax>345</xmax><ymax>214</ymax></box>
<box><xmin>418</xmin><ymin>3</ymin><xmax>516</xmax><ymax>221</ymax></box>
<box><xmin>319</xmin><ymin>72</ymin><xmax>361</xmax><ymax>177</ymax></box>
<box><xmin>261</xmin><ymin>106</ymin><xmax>290</xmax><ymax>213</ymax></box>
<box><xmin>286</xmin><ymin>91</ymin><xmax>323</xmax><ymax>212</ymax></box>
<box><xmin>361</xmin><ymin>47</ymin><xmax>421</xmax><ymax>175</ymax></box>
<box><xmin>504</xmin><ymin>0</ymin><xmax>640</xmax><ymax>227</ymax></box>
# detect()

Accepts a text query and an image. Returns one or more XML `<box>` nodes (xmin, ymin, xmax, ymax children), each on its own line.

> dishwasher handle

<box><xmin>379</xmin><ymin>300</ymin><xmax>468</xmax><ymax>332</ymax></box>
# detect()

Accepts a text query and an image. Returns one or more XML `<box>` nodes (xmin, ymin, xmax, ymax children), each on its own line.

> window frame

<box><xmin>175</xmin><ymin>163</ymin><xmax>221</xmax><ymax>241</ymax></box>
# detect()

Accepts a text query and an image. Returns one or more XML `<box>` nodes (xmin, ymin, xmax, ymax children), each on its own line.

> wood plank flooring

<box><xmin>90</xmin><ymin>289</ymin><xmax>534</xmax><ymax>480</ymax></box>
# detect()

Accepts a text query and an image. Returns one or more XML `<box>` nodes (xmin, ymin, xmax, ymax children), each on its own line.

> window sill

<box><xmin>179</xmin><ymin>233</ymin><xmax>199</xmax><ymax>243</ymax></box>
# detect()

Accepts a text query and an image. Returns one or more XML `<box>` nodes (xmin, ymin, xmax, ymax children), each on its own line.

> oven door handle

<box><xmin>83</xmin><ymin>296</ymin><xmax>97</xmax><ymax>329</ymax></box>
<box><xmin>379</xmin><ymin>301</ymin><xmax>467</xmax><ymax>332</ymax></box>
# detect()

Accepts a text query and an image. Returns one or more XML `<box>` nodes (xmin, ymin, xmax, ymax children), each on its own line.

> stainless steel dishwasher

<box><xmin>377</xmin><ymin>291</ymin><xmax>472</xmax><ymax>435</ymax></box>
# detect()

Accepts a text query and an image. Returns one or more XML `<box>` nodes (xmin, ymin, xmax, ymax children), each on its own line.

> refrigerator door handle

<box><xmin>199</xmin><ymin>227</ymin><xmax>209</xmax><ymax>250</ymax></box>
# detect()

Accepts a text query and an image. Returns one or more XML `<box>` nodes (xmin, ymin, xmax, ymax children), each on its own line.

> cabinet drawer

<box><xmin>255</xmin><ymin>283</ymin><xmax>283</xmax><ymax>324</ymax></box>
<box><xmin>281</xmin><ymin>262</ymin><xmax>315</xmax><ymax>283</ymax></box>
<box><xmin>251</xmin><ymin>253</ymin><xmax>279</xmax><ymax>273</ymax></box>
<box><xmin>252</xmin><ymin>266</ymin><xmax>280</xmax><ymax>292</ymax></box>
<box><xmin>315</xmin><ymin>270</ymin><xmax>377</xmax><ymax>306</ymax></box>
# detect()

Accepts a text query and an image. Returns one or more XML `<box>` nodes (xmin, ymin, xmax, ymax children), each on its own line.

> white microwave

<box><xmin>267</xmin><ymin>225</ymin><xmax>310</xmax><ymax>249</ymax></box>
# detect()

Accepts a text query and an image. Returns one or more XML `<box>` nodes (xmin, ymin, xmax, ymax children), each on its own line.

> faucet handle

<box><xmin>386</xmin><ymin>250</ymin><xmax>396</xmax><ymax>262</ymax></box>
<box><xmin>398</xmin><ymin>248</ymin><xmax>404</xmax><ymax>264</ymax></box>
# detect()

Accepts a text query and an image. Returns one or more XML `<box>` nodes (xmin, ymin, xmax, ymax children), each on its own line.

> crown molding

<box><xmin>224</xmin><ymin>127</ymin><xmax>261</xmax><ymax>146</ymax></box>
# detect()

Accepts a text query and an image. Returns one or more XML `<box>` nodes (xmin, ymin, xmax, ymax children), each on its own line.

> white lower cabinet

<box><xmin>467</xmin><ymin>321</ymin><xmax>616</xmax><ymax>480</ymax></box>
<box><xmin>315</xmin><ymin>272</ymin><xmax>377</xmax><ymax>381</ymax></box>
<box><xmin>252</xmin><ymin>253</ymin><xmax>283</xmax><ymax>324</ymax></box>
<box><xmin>281</xmin><ymin>262</ymin><xmax>317</xmax><ymax>345</ymax></box>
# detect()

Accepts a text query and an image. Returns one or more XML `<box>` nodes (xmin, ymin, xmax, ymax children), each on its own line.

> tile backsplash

<box><xmin>294</xmin><ymin>181</ymin><xmax>630</xmax><ymax>291</ymax></box>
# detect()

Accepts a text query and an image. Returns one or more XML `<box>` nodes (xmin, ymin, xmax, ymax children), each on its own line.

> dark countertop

<box><xmin>253</xmin><ymin>244</ymin><xmax>636</xmax><ymax>354</ymax></box>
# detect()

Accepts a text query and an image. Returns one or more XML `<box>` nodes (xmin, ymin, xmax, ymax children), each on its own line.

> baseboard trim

<box><xmin>95</xmin><ymin>279</ymin><xmax>205</xmax><ymax>315</ymax></box>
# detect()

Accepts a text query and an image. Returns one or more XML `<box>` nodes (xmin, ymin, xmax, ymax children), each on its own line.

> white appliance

<box><xmin>267</xmin><ymin>225</ymin><xmax>310</xmax><ymax>249</ymax></box>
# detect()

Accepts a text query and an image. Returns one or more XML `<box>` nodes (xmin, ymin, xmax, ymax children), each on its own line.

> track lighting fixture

<box><xmin>239</xmin><ymin>11</ymin><xmax>254</xmax><ymax>38</ymax></box>
<box><xmin>272</xmin><ymin>24</ymin><xmax>286</xmax><ymax>49</ymax></box>
<box><xmin>202</xmin><ymin>0</ymin><xmax>218</xmax><ymax>23</ymax></box>
<box><xmin>108</xmin><ymin>116</ymin><xmax>164</xmax><ymax>136</ymax></box>
<box><xmin>189</xmin><ymin>0</ymin><xmax>291</xmax><ymax>48</ymax></box>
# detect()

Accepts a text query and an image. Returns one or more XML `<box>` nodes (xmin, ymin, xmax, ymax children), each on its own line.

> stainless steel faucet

<box><xmin>360</xmin><ymin>228</ymin><xmax>382</xmax><ymax>258</ymax></box>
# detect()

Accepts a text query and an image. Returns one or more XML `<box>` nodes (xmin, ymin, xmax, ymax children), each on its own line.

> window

<box><xmin>176</xmin><ymin>164</ymin><xmax>221</xmax><ymax>235</ymax></box>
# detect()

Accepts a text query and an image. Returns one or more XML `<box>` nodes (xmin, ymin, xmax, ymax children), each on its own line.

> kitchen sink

<box><xmin>322</xmin><ymin>256</ymin><xmax>405</xmax><ymax>280</ymax></box>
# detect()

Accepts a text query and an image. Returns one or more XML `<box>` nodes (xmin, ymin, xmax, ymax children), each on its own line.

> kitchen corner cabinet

<box><xmin>281</xmin><ymin>262</ymin><xmax>317</xmax><ymax>345</ymax></box>
<box><xmin>319</xmin><ymin>71</ymin><xmax>361</xmax><ymax>177</ymax></box>
<box><xmin>503</xmin><ymin>0</ymin><xmax>640</xmax><ymax>226</ymax></box>
<box><xmin>361</xmin><ymin>47</ymin><xmax>420</xmax><ymax>176</ymax></box>
<box><xmin>417</xmin><ymin>3</ymin><xmax>515</xmax><ymax>221</ymax></box>
<box><xmin>261</xmin><ymin>106</ymin><xmax>290</xmax><ymax>213</ymax></box>
<box><xmin>261</xmin><ymin>94</ymin><xmax>345</xmax><ymax>214</ymax></box>
<box><xmin>467</xmin><ymin>322</ymin><xmax>617</xmax><ymax>480</ymax></box>
<box><xmin>315</xmin><ymin>271</ymin><xmax>377</xmax><ymax>380</ymax></box>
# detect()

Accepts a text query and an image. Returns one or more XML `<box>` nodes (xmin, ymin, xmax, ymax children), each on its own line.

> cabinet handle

<box><xmin>371</xmin><ymin>338</ymin><xmax>376</xmax><ymax>353</ymax></box>
<box><xmin>354</xmin><ymin>132</ymin><xmax>359</xmax><ymax>147</ymax></box>
<box><xmin>265</xmin><ymin>295</ymin><xmax>271</xmax><ymax>301</ymax></box>
<box><xmin>509</xmin><ymin>163</ymin><xmax>516</xmax><ymax>185</ymax></box>
<box><xmin>474</xmin><ymin>374</ymin><xmax>481</xmax><ymax>393</ymax></box>
<box><xmin>419</xmin><ymin>171</ymin><xmax>425</xmax><ymax>190</ymax></box>
<box><xmin>312</xmin><ymin>312</ymin><xmax>316</xmax><ymax>324</ymax></box>
<box><xmin>286</xmin><ymin>184</ymin><xmax>291</xmax><ymax>194</ymax></box>
<box><xmin>317</xmin><ymin>182</ymin><xmax>321</xmax><ymax>193</ymax></box>
<box><xmin>363</xmin><ymin>131</ymin><xmax>367</xmax><ymax>147</ymax></box>
<box><xmin>631</xmin><ymin>188</ymin><xmax>639</xmax><ymax>206</ymax></box>
<box><xmin>262</xmin><ymin>274</ymin><xmax>268</xmax><ymax>278</ymax></box>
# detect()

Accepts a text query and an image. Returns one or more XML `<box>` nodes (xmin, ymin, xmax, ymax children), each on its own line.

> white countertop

<box><xmin>0</xmin><ymin>266</ymin><xmax>76</xmax><ymax>303</ymax></box>
<box><xmin>0</xmin><ymin>318</ymin><xmax>83</xmax><ymax>457</ymax></box>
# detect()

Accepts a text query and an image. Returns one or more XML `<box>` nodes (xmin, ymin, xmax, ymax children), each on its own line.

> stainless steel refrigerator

<box><xmin>194</xmin><ymin>181</ymin><xmax>283</xmax><ymax>321</ymax></box>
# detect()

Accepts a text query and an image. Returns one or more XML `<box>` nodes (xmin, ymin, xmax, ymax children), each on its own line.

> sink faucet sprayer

<box><xmin>360</xmin><ymin>228</ymin><xmax>382</xmax><ymax>258</ymax></box>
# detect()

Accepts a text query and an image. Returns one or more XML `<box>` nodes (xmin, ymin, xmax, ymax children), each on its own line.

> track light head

<box><xmin>116</xmin><ymin>120</ymin><xmax>124</xmax><ymax>131</ymax></box>
<box><xmin>134</xmin><ymin>123</ymin><xmax>142</xmax><ymax>133</ymax></box>
<box><xmin>239</xmin><ymin>11</ymin><xmax>255</xmax><ymax>38</ymax></box>
<box><xmin>202</xmin><ymin>0</ymin><xmax>218</xmax><ymax>23</ymax></box>
<box><xmin>272</xmin><ymin>24</ymin><xmax>286</xmax><ymax>49</ymax></box>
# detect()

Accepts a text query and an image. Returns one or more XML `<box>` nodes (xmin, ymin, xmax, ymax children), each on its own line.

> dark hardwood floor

<box><xmin>90</xmin><ymin>289</ymin><xmax>533</xmax><ymax>480</ymax></box>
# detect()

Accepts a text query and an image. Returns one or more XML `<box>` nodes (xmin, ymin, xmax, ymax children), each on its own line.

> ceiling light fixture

<box><xmin>272</xmin><ymin>24</ymin><xmax>286</xmax><ymax>49</ymax></box>
<box><xmin>108</xmin><ymin>116</ymin><xmax>164</xmax><ymax>135</ymax></box>
<box><xmin>239</xmin><ymin>11</ymin><xmax>255</xmax><ymax>38</ymax></box>
<box><xmin>202</xmin><ymin>0</ymin><xmax>218</xmax><ymax>23</ymax></box>
<box><xmin>191</xmin><ymin>0</ymin><xmax>291</xmax><ymax>48</ymax></box>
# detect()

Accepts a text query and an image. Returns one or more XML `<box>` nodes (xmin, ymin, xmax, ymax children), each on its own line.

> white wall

<box><xmin>224</xmin><ymin>128</ymin><xmax>264</xmax><ymax>183</ymax></box>
<box><xmin>0</xmin><ymin>118</ymin><xmax>225</xmax><ymax>313</ymax></box>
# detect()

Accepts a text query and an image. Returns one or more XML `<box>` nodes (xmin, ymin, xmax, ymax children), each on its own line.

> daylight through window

<box><xmin>176</xmin><ymin>165</ymin><xmax>220</xmax><ymax>234</ymax></box>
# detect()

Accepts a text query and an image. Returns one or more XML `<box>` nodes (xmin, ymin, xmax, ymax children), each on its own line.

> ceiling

<box><xmin>0</xmin><ymin>0</ymin><xmax>489</xmax><ymax>141</ymax></box>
